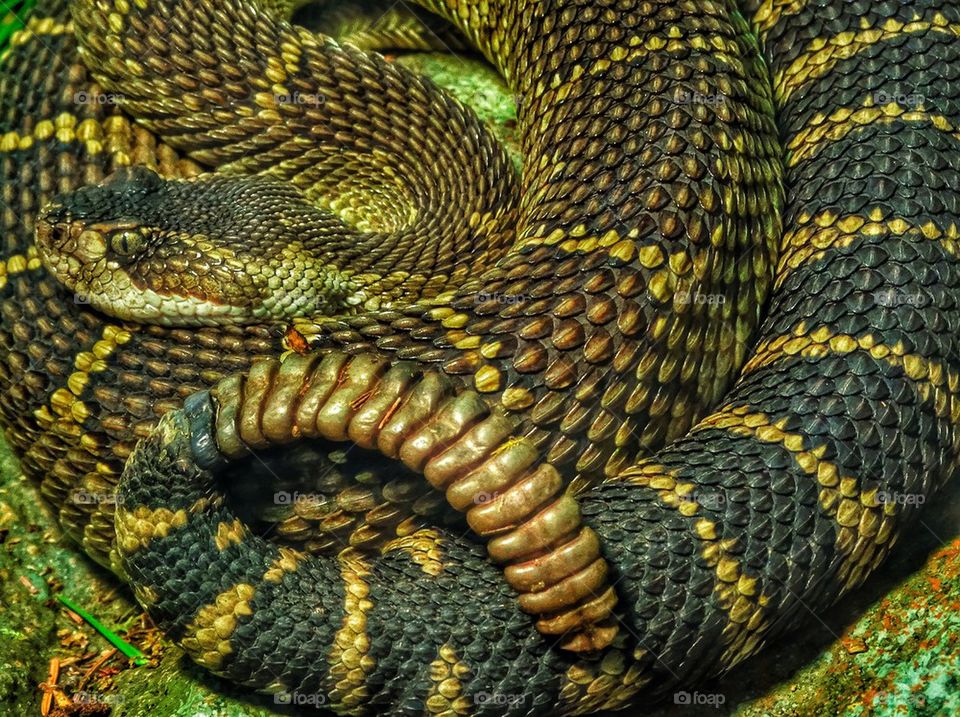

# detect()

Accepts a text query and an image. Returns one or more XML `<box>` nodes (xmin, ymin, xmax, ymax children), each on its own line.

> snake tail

<box><xmin>195</xmin><ymin>352</ymin><xmax>619</xmax><ymax>651</ymax></box>
<box><xmin>117</xmin><ymin>401</ymin><xmax>620</xmax><ymax>714</ymax></box>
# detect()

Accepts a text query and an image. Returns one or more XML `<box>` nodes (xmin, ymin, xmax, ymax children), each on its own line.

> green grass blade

<box><xmin>57</xmin><ymin>594</ymin><xmax>149</xmax><ymax>666</ymax></box>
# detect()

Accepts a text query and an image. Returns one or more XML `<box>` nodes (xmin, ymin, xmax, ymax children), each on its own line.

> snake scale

<box><xmin>1</xmin><ymin>0</ymin><xmax>959</xmax><ymax>713</ymax></box>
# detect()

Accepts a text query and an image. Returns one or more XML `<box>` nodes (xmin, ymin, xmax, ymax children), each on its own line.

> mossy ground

<box><xmin>1</xmin><ymin>52</ymin><xmax>958</xmax><ymax>717</ymax></box>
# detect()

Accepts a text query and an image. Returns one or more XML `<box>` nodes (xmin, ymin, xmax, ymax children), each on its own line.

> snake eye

<box><xmin>111</xmin><ymin>230</ymin><xmax>146</xmax><ymax>256</ymax></box>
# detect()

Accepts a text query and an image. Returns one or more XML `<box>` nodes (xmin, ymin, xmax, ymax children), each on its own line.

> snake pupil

<box><xmin>112</xmin><ymin>230</ymin><xmax>143</xmax><ymax>256</ymax></box>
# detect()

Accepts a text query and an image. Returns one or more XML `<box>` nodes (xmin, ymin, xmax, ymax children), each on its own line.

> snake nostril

<box><xmin>34</xmin><ymin>201</ymin><xmax>80</xmax><ymax>255</ymax></box>
<box><xmin>35</xmin><ymin>219</ymin><xmax>76</xmax><ymax>252</ymax></box>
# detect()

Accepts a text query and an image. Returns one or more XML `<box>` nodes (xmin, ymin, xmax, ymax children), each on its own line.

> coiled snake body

<box><xmin>1</xmin><ymin>0</ymin><xmax>959</xmax><ymax>714</ymax></box>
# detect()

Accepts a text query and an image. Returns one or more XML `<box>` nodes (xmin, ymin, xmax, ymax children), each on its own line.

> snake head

<box><xmin>35</xmin><ymin>167</ymin><xmax>363</xmax><ymax>326</ymax></box>
<box><xmin>36</xmin><ymin>166</ymin><xmax>180</xmax><ymax>320</ymax></box>
<box><xmin>37</xmin><ymin>166</ymin><xmax>161</xmax><ymax>263</ymax></box>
